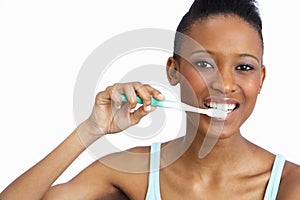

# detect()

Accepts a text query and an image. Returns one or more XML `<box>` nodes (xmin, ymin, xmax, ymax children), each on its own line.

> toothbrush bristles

<box><xmin>209</xmin><ymin>109</ymin><xmax>227</xmax><ymax>119</ymax></box>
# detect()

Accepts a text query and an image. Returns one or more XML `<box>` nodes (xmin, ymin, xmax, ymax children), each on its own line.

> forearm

<box><xmin>0</xmin><ymin>83</ymin><xmax>161</xmax><ymax>200</ymax></box>
<box><xmin>0</xmin><ymin>130</ymin><xmax>89</xmax><ymax>200</ymax></box>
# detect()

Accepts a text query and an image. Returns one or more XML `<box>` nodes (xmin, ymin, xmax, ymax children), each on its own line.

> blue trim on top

<box><xmin>264</xmin><ymin>154</ymin><xmax>286</xmax><ymax>200</ymax></box>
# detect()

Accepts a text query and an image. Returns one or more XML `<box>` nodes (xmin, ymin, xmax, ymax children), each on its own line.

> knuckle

<box><xmin>105</xmin><ymin>85</ymin><xmax>113</xmax><ymax>91</ymax></box>
<box><xmin>95</xmin><ymin>91</ymin><xmax>104</xmax><ymax>100</ymax></box>
<box><xmin>133</xmin><ymin>81</ymin><xmax>143</xmax><ymax>89</ymax></box>
<box><xmin>129</xmin><ymin>96</ymin><xmax>138</xmax><ymax>105</ymax></box>
<box><xmin>105</xmin><ymin>85</ymin><xmax>115</xmax><ymax>95</ymax></box>
<box><xmin>112</xmin><ymin>83</ymin><xmax>120</xmax><ymax>89</ymax></box>
<box><xmin>144</xmin><ymin>95</ymin><xmax>152</xmax><ymax>103</ymax></box>
<box><xmin>143</xmin><ymin>84</ymin><xmax>151</xmax><ymax>88</ymax></box>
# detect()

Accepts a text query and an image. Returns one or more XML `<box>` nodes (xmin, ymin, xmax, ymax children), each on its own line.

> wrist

<box><xmin>76</xmin><ymin>120</ymin><xmax>105</xmax><ymax>147</ymax></box>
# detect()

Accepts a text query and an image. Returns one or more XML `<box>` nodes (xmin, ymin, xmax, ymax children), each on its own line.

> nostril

<box><xmin>210</xmin><ymin>78</ymin><xmax>238</xmax><ymax>94</ymax></box>
<box><xmin>224</xmin><ymin>82</ymin><xmax>238</xmax><ymax>94</ymax></box>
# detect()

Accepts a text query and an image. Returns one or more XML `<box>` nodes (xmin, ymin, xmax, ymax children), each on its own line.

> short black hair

<box><xmin>173</xmin><ymin>0</ymin><xmax>263</xmax><ymax>60</ymax></box>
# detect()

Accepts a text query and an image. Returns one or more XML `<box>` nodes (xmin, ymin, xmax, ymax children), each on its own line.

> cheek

<box><xmin>238</xmin><ymin>75</ymin><xmax>262</xmax><ymax>95</ymax></box>
<box><xmin>236</xmin><ymin>75</ymin><xmax>261</xmax><ymax>111</ymax></box>
<box><xmin>181</xmin><ymin>65</ymin><xmax>209</xmax><ymax>86</ymax></box>
<box><xmin>180</xmin><ymin>67</ymin><xmax>209</xmax><ymax>97</ymax></box>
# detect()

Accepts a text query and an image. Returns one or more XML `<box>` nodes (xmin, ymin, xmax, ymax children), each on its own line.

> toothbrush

<box><xmin>120</xmin><ymin>94</ymin><xmax>227</xmax><ymax>119</ymax></box>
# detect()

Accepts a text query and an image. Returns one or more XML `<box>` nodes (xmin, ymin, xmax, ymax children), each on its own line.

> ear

<box><xmin>166</xmin><ymin>57</ymin><xmax>180</xmax><ymax>86</ymax></box>
<box><xmin>259</xmin><ymin>65</ymin><xmax>266</xmax><ymax>93</ymax></box>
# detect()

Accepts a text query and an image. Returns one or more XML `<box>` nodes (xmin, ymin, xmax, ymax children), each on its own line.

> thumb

<box><xmin>130</xmin><ymin>105</ymin><xmax>156</xmax><ymax>125</ymax></box>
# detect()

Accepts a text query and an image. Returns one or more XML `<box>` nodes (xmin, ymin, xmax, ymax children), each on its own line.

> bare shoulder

<box><xmin>277</xmin><ymin>160</ymin><xmax>300</xmax><ymax>199</ymax></box>
<box><xmin>95</xmin><ymin>145</ymin><xmax>151</xmax><ymax>199</ymax></box>
<box><xmin>44</xmin><ymin>146</ymin><xmax>151</xmax><ymax>200</ymax></box>
<box><xmin>44</xmin><ymin>158</ymin><xmax>129</xmax><ymax>199</ymax></box>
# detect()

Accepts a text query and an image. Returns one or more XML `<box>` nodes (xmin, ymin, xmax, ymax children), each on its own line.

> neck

<box><xmin>178</xmin><ymin>120</ymin><xmax>258</xmax><ymax>177</ymax></box>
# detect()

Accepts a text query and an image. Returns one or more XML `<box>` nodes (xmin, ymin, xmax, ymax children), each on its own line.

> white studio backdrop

<box><xmin>0</xmin><ymin>0</ymin><xmax>299</xmax><ymax>190</ymax></box>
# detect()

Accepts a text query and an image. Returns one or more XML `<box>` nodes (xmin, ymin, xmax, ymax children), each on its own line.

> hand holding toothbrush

<box><xmin>76</xmin><ymin>82</ymin><xmax>165</xmax><ymax>146</ymax></box>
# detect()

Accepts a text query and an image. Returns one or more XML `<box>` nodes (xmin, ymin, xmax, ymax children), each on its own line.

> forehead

<box><xmin>180</xmin><ymin>15</ymin><xmax>263</xmax><ymax>60</ymax></box>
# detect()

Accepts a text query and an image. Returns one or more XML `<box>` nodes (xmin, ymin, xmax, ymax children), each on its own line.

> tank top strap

<box><xmin>264</xmin><ymin>154</ymin><xmax>286</xmax><ymax>200</ymax></box>
<box><xmin>145</xmin><ymin>142</ymin><xmax>162</xmax><ymax>200</ymax></box>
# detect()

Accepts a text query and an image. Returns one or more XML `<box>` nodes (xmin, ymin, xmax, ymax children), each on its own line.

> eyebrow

<box><xmin>191</xmin><ymin>50</ymin><xmax>213</xmax><ymax>55</ymax></box>
<box><xmin>191</xmin><ymin>50</ymin><xmax>260</xmax><ymax>63</ymax></box>
<box><xmin>239</xmin><ymin>53</ymin><xmax>260</xmax><ymax>63</ymax></box>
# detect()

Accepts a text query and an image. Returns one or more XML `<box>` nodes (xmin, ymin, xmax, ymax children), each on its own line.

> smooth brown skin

<box><xmin>1</xmin><ymin>15</ymin><xmax>300</xmax><ymax>200</ymax></box>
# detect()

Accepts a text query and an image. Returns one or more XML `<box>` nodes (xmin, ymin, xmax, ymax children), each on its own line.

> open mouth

<box><xmin>204</xmin><ymin>98</ymin><xmax>240</xmax><ymax>114</ymax></box>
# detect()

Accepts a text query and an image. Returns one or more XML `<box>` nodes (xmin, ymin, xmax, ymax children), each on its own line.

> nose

<box><xmin>210</xmin><ymin>68</ymin><xmax>238</xmax><ymax>95</ymax></box>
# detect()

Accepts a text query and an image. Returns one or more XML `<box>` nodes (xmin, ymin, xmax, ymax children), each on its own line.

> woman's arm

<box><xmin>277</xmin><ymin>163</ymin><xmax>300</xmax><ymax>199</ymax></box>
<box><xmin>0</xmin><ymin>82</ymin><xmax>163</xmax><ymax>200</ymax></box>
<box><xmin>42</xmin><ymin>159</ymin><xmax>131</xmax><ymax>200</ymax></box>
<box><xmin>0</xmin><ymin>130</ymin><xmax>87</xmax><ymax>200</ymax></box>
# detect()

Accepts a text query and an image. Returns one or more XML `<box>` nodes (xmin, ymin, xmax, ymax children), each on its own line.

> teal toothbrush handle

<box><xmin>119</xmin><ymin>94</ymin><xmax>227</xmax><ymax>118</ymax></box>
<box><xmin>120</xmin><ymin>93</ymin><xmax>174</xmax><ymax>107</ymax></box>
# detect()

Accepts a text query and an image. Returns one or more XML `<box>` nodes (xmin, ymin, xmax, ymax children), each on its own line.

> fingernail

<box><xmin>158</xmin><ymin>94</ymin><xmax>165</xmax><ymax>99</ymax></box>
<box><xmin>144</xmin><ymin>105</ymin><xmax>151</xmax><ymax>112</ymax></box>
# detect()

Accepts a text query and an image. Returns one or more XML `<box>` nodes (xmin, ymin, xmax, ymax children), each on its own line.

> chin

<box><xmin>196</xmin><ymin>116</ymin><xmax>241</xmax><ymax>138</ymax></box>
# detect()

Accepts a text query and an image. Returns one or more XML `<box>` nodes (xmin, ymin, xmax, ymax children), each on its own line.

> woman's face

<box><xmin>169</xmin><ymin>15</ymin><xmax>265</xmax><ymax>138</ymax></box>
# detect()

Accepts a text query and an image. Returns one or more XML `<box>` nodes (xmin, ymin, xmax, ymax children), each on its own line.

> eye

<box><xmin>236</xmin><ymin>64</ymin><xmax>254</xmax><ymax>71</ymax></box>
<box><xmin>194</xmin><ymin>61</ymin><xmax>214</xmax><ymax>69</ymax></box>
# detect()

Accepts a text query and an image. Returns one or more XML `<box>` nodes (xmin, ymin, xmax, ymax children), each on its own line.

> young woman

<box><xmin>1</xmin><ymin>0</ymin><xmax>300</xmax><ymax>199</ymax></box>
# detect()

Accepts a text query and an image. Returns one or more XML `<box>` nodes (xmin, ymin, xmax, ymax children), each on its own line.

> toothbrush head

<box><xmin>208</xmin><ymin>108</ymin><xmax>227</xmax><ymax>119</ymax></box>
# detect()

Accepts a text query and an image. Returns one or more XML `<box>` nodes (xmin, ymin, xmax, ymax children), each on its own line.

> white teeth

<box><xmin>207</xmin><ymin>102</ymin><xmax>237</xmax><ymax>113</ymax></box>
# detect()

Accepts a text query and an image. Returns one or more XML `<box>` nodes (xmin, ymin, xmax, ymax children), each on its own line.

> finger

<box><xmin>138</xmin><ymin>84</ymin><xmax>165</xmax><ymax>102</ymax></box>
<box><xmin>130</xmin><ymin>104</ymin><xmax>156</xmax><ymax>125</ymax></box>
<box><xmin>123</xmin><ymin>83</ymin><xmax>139</xmax><ymax>110</ymax></box>
<box><xmin>144</xmin><ymin>85</ymin><xmax>165</xmax><ymax>101</ymax></box>
<box><xmin>134</xmin><ymin>83</ymin><xmax>152</xmax><ymax>111</ymax></box>
<box><xmin>95</xmin><ymin>89</ymin><xmax>111</xmax><ymax>106</ymax></box>
<box><xmin>135</xmin><ymin>84</ymin><xmax>166</xmax><ymax>111</ymax></box>
<box><xmin>113</xmin><ymin>102</ymin><xmax>132</xmax><ymax>131</ymax></box>
<box><xmin>112</xmin><ymin>82</ymin><xmax>141</xmax><ymax>110</ymax></box>
<box><xmin>107</xmin><ymin>84</ymin><xmax>123</xmax><ymax>109</ymax></box>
